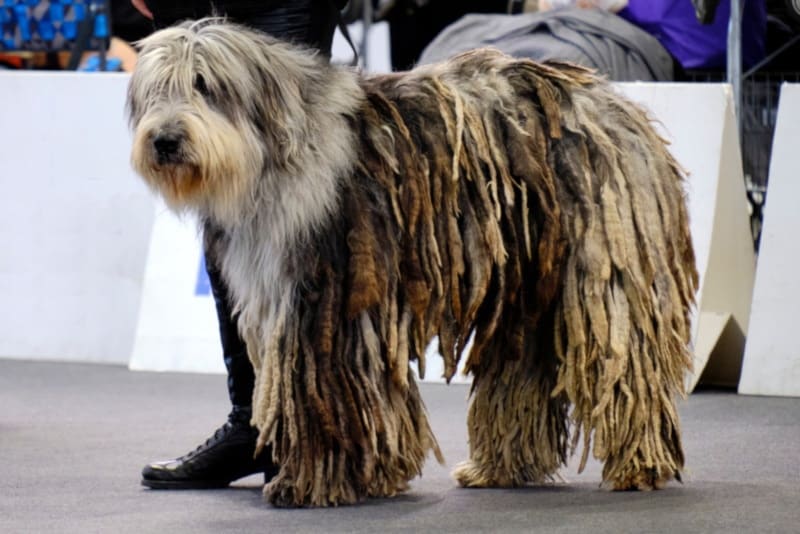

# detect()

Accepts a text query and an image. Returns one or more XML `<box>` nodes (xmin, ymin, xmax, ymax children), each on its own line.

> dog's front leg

<box><xmin>254</xmin><ymin>292</ymin><xmax>440</xmax><ymax>507</ymax></box>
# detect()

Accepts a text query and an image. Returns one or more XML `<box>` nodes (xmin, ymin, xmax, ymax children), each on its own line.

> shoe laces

<box><xmin>181</xmin><ymin>422</ymin><xmax>234</xmax><ymax>460</ymax></box>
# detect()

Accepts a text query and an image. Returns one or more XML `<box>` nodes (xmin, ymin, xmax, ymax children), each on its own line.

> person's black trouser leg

<box><xmin>141</xmin><ymin>0</ymin><xmax>338</xmax><ymax>489</ymax></box>
<box><xmin>205</xmin><ymin>236</ymin><xmax>254</xmax><ymax>422</ymax></box>
<box><xmin>201</xmin><ymin>0</ymin><xmax>336</xmax><ymax>414</ymax></box>
<box><xmin>141</xmin><ymin>227</ymin><xmax>273</xmax><ymax>490</ymax></box>
<box><xmin>200</xmin><ymin>0</ymin><xmax>337</xmax><ymax>417</ymax></box>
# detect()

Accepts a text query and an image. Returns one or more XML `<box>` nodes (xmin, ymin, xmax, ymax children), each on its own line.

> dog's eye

<box><xmin>195</xmin><ymin>74</ymin><xmax>210</xmax><ymax>97</ymax></box>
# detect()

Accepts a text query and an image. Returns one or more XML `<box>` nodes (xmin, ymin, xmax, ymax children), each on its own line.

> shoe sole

<box><xmin>141</xmin><ymin>467</ymin><xmax>277</xmax><ymax>490</ymax></box>
<box><xmin>141</xmin><ymin>478</ymin><xmax>232</xmax><ymax>490</ymax></box>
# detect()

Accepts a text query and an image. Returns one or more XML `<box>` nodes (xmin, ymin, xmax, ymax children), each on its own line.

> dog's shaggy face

<box><xmin>128</xmin><ymin>19</ymin><xmax>361</xmax><ymax>229</ymax></box>
<box><xmin>129</xmin><ymin>21</ymin><xmax>265</xmax><ymax>219</ymax></box>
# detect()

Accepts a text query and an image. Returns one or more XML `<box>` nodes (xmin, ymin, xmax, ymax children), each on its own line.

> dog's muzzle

<box><xmin>152</xmin><ymin>132</ymin><xmax>184</xmax><ymax>165</ymax></box>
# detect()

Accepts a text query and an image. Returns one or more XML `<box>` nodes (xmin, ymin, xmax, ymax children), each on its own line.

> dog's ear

<box><xmin>234</xmin><ymin>32</ymin><xmax>354</xmax><ymax>168</ymax></box>
<box><xmin>125</xmin><ymin>83</ymin><xmax>139</xmax><ymax>129</ymax></box>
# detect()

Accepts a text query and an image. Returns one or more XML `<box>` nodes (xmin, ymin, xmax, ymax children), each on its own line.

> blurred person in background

<box><xmin>418</xmin><ymin>0</ymin><xmax>766</xmax><ymax>81</ymax></box>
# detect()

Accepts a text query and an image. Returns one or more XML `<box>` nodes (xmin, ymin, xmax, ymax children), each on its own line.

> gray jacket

<box><xmin>418</xmin><ymin>8</ymin><xmax>675</xmax><ymax>82</ymax></box>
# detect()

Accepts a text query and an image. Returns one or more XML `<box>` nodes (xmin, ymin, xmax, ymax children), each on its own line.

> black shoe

<box><xmin>141</xmin><ymin>415</ymin><xmax>277</xmax><ymax>489</ymax></box>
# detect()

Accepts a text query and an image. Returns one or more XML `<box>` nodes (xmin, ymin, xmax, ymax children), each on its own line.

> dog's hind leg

<box><xmin>587</xmin><ymin>324</ymin><xmax>689</xmax><ymax>491</ymax></box>
<box><xmin>575</xmin><ymin>340</ymin><xmax>688</xmax><ymax>491</ymax></box>
<box><xmin>453</xmin><ymin>330</ymin><xmax>570</xmax><ymax>488</ymax></box>
<box><xmin>552</xmin><ymin>272</ymin><xmax>691</xmax><ymax>491</ymax></box>
<box><xmin>539</xmin><ymin>83</ymin><xmax>696</xmax><ymax>491</ymax></box>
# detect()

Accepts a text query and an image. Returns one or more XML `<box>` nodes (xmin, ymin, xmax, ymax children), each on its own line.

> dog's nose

<box><xmin>152</xmin><ymin>133</ymin><xmax>182</xmax><ymax>161</ymax></box>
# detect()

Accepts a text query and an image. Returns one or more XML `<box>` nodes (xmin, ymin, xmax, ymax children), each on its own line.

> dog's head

<box><xmin>127</xmin><ymin>18</ymin><xmax>360</xmax><ymax>224</ymax></box>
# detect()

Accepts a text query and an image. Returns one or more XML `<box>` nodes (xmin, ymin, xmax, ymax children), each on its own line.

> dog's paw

<box><xmin>263</xmin><ymin>473</ymin><xmax>367</xmax><ymax>507</ymax></box>
<box><xmin>263</xmin><ymin>475</ymin><xmax>307</xmax><ymax>508</ymax></box>
<box><xmin>452</xmin><ymin>460</ymin><xmax>514</xmax><ymax>488</ymax></box>
<box><xmin>609</xmin><ymin>468</ymin><xmax>677</xmax><ymax>491</ymax></box>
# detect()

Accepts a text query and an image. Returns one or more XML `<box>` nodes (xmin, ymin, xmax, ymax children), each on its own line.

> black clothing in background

<box><xmin>143</xmin><ymin>0</ymin><xmax>343</xmax><ymax>54</ymax></box>
<box><xmin>383</xmin><ymin>0</ymin><xmax>508</xmax><ymax>70</ymax></box>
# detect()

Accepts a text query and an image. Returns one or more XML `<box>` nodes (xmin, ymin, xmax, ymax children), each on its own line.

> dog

<box><xmin>128</xmin><ymin>18</ymin><xmax>698</xmax><ymax>507</ymax></box>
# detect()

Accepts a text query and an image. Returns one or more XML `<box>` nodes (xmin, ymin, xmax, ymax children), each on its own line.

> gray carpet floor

<box><xmin>2</xmin><ymin>359</ymin><xmax>799</xmax><ymax>533</ymax></box>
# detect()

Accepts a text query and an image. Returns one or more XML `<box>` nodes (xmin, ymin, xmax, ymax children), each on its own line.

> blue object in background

<box><xmin>37</xmin><ymin>16</ymin><xmax>55</xmax><ymax>41</ymax></box>
<box><xmin>14</xmin><ymin>5</ymin><xmax>30</xmax><ymax>42</ymax></box>
<box><xmin>92</xmin><ymin>11</ymin><xmax>107</xmax><ymax>38</ymax></box>
<box><xmin>49</xmin><ymin>3</ymin><xmax>63</xmax><ymax>22</ymax></box>
<box><xmin>195</xmin><ymin>253</ymin><xmax>211</xmax><ymax>297</ymax></box>
<box><xmin>72</xmin><ymin>3</ymin><xmax>85</xmax><ymax>21</ymax></box>
<box><xmin>0</xmin><ymin>1</ymin><xmax>110</xmax><ymax>51</ymax></box>
<box><xmin>61</xmin><ymin>20</ymin><xmax>75</xmax><ymax>39</ymax></box>
<box><xmin>79</xmin><ymin>54</ymin><xmax>120</xmax><ymax>71</ymax></box>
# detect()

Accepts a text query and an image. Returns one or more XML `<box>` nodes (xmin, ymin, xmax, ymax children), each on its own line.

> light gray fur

<box><xmin>128</xmin><ymin>19</ymin><xmax>364</xmax><ymax>344</ymax></box>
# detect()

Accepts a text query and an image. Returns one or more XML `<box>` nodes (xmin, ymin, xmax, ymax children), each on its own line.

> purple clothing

<box><xmin>618</xmin><ymin>0</ymin><xmax>767</xmax><ymax>70</ymax></box>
